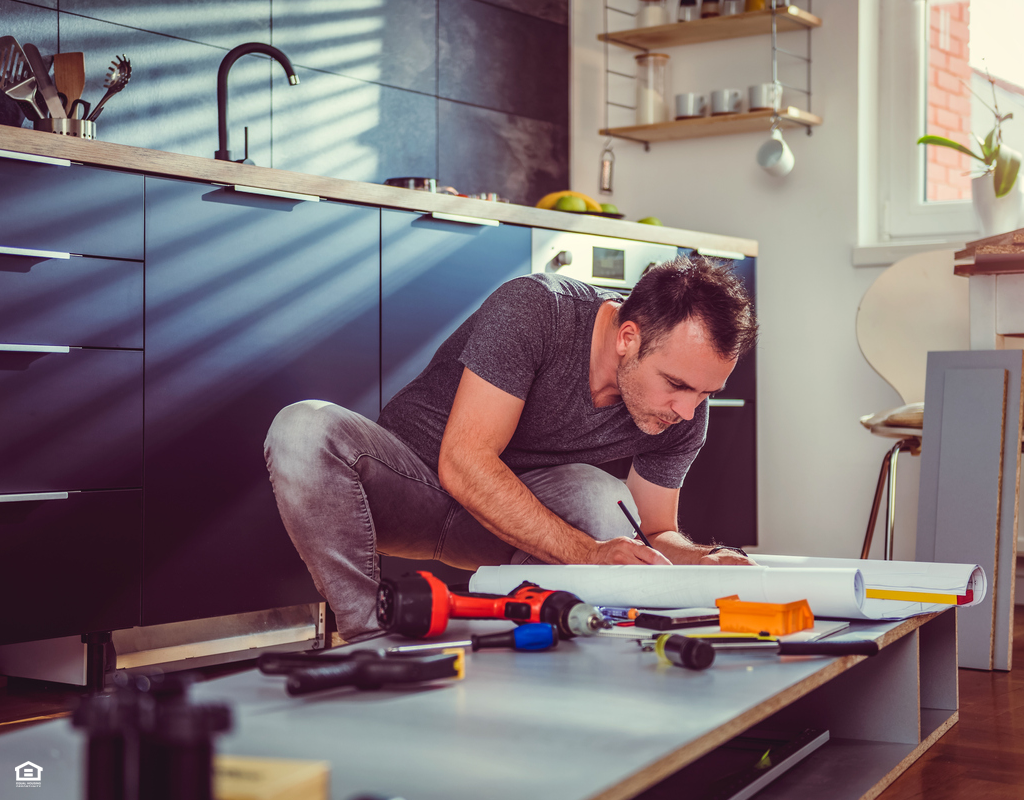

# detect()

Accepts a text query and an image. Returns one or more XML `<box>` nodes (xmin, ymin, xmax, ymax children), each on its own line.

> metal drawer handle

<box><xmin>0</xmin><ymin>343</ymin><xmax>71</xmax><ymax>353</ymax></box>
<box><xmin>708</xmin><ymin>398</ymin><xmax>746</xmax><ymax>408</ymax></box>
<box><xmin>0</xmin><ymin>245</ymin><xmax>71</xmax><ymax>260</ymax></box>
<box><xmin>430</xmin><ymin>212</ymin><xmax>500</xmax><ymax>227</ymax></box>
<box><xmin>0</xmin><ymin>149</ymin><xmax>71</xmax><ymax>167</ymax></box>
<box><xmin>0</xmin><ymin>491</ymin><xmax>70</xmax><ymax>503</ymax></box>
<box><xmin>232</xmin><ymin>184</ymin><xmax>319</xmax><ymax>203</ymax></box>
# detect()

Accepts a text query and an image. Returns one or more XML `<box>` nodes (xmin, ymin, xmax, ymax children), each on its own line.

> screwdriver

<box><xmin>386</xmin><ymin>623</ymin><xmax>558</xmax><ymax>654</ymax></box>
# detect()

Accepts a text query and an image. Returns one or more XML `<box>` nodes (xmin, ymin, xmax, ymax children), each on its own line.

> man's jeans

<box><xmin>264</xmin><ymin>400</ymin><xmax>641</xmax><ymax>640</ymax></box>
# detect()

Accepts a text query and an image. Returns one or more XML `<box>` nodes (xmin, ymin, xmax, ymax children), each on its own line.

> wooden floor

<box><xmin>881</xmin><ymin>607</ymin><xmax>1024</xmax><ymax>800</ymax></box>
<box><xmin>2</xmin><ymin>612</ymin><xmax>1024</xmax><ymax>797</ymax></box>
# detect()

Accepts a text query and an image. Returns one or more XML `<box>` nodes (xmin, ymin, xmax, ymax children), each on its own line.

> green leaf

<box><xmin>993</xmin><ymin>146</ymin><xmax>1021</xmax><ymax>198</ymax></box>
<box><xmin>982</xmin><ymin>129</ymin><xmax>999</xmax><ymax>164</ymax></box>
<box><xmin>916</xmin><ymin>135</ymin><xmax>983</xmax><ymax>161</ymax></box>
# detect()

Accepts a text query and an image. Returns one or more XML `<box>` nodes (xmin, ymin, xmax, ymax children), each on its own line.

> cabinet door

<box><xmin>379</xmin><ymin>210</ymin><xmax>530</xmax><ymax>582</ymax></box>
<box><xmin>381</xmin><ymin>210</ymin><xmax>531</xmax><ymax>408</ymax></box>
<box><xmin>0</xmin><ymin>158</ymin><xmax>144</xmax><ymax>260</ymax></box>
<box><xmin>0</xmin><ymin>490</ymin><xmax>142</xmax><ymax>645</ymax></box>
<box><xmin>677</xmin><ymin>255</ymin><xmax>757</xmax><ymax>548</ymax></box>
<box><xmin>143</xmin><ymin>178</ymin><xmax>380</xmax><ymax>625</ymax></box>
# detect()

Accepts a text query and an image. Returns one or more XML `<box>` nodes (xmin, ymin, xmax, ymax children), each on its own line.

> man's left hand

<box><xmin>698</xmin><ymin>550</ymin><xmax>757</xmax><ymax>566</ymax></box>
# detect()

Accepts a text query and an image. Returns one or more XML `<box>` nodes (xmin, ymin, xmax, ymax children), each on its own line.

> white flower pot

<box><xmin>972</xmin><ymin>175</ymin><xmax>1023</xmax><ymax>237</ymax></box>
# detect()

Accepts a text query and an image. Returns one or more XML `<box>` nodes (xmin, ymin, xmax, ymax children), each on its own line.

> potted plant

<box><xmin>917</xmin><ymin>72</ymin><xmax>1022</xmax><ymax>237</ymax></box>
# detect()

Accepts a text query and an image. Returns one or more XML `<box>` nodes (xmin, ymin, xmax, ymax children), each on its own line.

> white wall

<box><xmin>571</xmin><ymin>0</ymin><xmax>919</xmax><ymax>559</ymax></box>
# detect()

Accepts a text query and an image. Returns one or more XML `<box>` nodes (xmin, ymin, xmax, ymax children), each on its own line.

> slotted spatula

<box><xmin>0</xmin><ymin>35</ymin><xmax>31</xmax><ymax>91</ymax></box>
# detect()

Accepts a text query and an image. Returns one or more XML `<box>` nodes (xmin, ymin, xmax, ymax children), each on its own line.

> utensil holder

<box><xmin>34</xmin><ymin>117</ymin><xmax>96</xmax><ymax>139</ymax></box>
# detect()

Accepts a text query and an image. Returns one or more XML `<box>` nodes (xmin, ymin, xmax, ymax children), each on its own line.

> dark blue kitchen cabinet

<box><xmin>380</xmin><ymin>209</ymin><xmax>532</xmax><ymax>408</ymax></box>
<box><xmin>0</xmin><ymin>155</ymin><xmax>144</xmax><ymax>645</ymax></box>
<box><xmin>143</xmin><ymin>177</ymin><xmax>381</xmax><ymax>625</ymax></box>
<box><xmin>677</xmin><ymin>255</ymin><xmax>757</xmax><ymax>549</ymax></box>
<box><xmin>379</xmin><ymin>209</ymin><xmax>530</xmax><ymax>582</ymax></box>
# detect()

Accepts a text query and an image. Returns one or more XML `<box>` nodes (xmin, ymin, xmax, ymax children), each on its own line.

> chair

<box><xmin>856</xmin><ymin>249</ymin><xmax>970</xmax><ymax>559</ymax></box>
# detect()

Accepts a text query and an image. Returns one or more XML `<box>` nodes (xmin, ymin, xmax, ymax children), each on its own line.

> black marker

<box><xmin>617</xmin><ymin>500</ymin><xmax>654</xmax><ymax>549</ymax></box>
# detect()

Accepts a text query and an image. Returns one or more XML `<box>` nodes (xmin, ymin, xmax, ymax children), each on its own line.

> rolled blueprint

<box><xmin>470</xmin><ymin>556</ymin><xmax>986</xmax><ymax>621</ymax></box>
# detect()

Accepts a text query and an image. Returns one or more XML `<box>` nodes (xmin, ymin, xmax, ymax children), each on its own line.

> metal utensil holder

<box><xmin>33</xmin><ymin>117</ymin><xmax>95</xmax><ymax>139</ymax></box>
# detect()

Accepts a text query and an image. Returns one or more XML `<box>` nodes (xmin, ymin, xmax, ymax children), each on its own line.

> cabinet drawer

<box><xmin>0</xmin><ymin>348</ymin><xmax>143</xmax><ymax>492</ymax></box>
<box><xmin>0</xmin><ymin>254</ymin><xmax>143</xmax><ymax>348</ymax></box>
<box><xmin>0</xmin><ymin>158</ymin><xmax>143</xmax><ymax>260</ymax></box>
<box><xmin>0</xmin><ymin>489</ymin><xmax>142</xmax><ymax>644</ymax></box>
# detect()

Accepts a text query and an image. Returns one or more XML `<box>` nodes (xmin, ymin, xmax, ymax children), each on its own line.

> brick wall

<box><xmin>926</xmin><ymin>0</ymin><xmax>972</xmax><ymax>201</ymax></box>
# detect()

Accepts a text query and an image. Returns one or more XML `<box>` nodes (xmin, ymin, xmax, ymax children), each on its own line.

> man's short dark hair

<box><xmin>618</xmin><ymin>254</ymin><xmax>758</xmax><ymax>360</ymax></box>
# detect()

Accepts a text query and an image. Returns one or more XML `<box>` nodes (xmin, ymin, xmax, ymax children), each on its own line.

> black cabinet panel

<box><xmin>677</xmin><ymin>405</ymin><xmax>757</xmax><ymax>548</ymax></box>
<box><xmin>0</xmin><ymin>255</ymin><xmax>143</xmax><ymax>349</ymax></box>
<box><xmin>0</xmin><ymin>489</ymin><xmax>142</xmax><ymax>645</ymax></box>
<box><xmin>381</xmin><ymin>209</ymin><xmax>531</xmax><ymax>408</ymax></box>
<box><xmin>0</xmin><ymin>348</ymin><xmax>143</xmax><ymax>493</ymax></box>
<box><xmin>143</xmin><ymin>177</ymin><xmax>381</xmax><ymax>625</ymax></box>
<box><xmin>675</xmin><ymin>252</ymin><xmax>757</xmax><ymax>547</ymax></box>
<box><xmin>0</xmin><ymin>160</ymin><xmax>143</xmax><ymax>260</ymax></box>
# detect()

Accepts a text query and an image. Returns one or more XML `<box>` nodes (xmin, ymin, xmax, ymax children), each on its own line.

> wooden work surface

<box><xmin>0</xmin><ymin>126</ymin><xmax>757</xmax><ymax>257</ymax></box>
<box><xmin>953</xmin><ymin>228</ymin><xmax>1024</xmax><ymax>276</ymax></box>
<box><xmin>0</xmin><ymin>611</ymin><xmax>957</xmax><ymax>800</ymax></box>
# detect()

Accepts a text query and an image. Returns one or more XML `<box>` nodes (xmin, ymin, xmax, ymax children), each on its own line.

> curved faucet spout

<box><xmin>215</xmin><ymin>42</ymin><xmax>299</xmax><ymax>163</ymax></box>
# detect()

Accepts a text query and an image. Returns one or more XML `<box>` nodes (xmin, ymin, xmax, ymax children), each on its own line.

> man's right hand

<box><xmin>589</xmin><ymin>537</ymin><xmax>673</xmax><ymax>565</ymax></box>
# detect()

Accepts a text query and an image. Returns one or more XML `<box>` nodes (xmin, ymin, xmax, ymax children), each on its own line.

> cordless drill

<box><xmin>376</xmin><ymin>571</ymin><xmax>609</xmax><ymax>640</ymax></box>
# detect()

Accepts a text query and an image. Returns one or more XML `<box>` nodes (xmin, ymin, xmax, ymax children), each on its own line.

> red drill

<box><xmin>376</xmin><ymin>571</ymin><xmax>608</xmax><ymax>639</ymax></box>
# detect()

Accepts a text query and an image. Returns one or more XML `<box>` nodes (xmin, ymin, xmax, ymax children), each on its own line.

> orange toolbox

<box><xmin>716</xmin><ymin>595</ymin><xmax>814</xmax><ymax>637</ymax></box>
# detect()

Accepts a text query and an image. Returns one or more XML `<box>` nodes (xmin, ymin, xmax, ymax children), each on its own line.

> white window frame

<box><xmin>876</xmin><ymin>0</ymin><xmax>979</xmax><ymax>243</ymax></box>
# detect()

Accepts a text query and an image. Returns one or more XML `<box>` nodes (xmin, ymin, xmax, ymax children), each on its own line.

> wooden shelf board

<box><xmin>600</xmin><ymin>107</ymin><xmax>822</xmax><ymax>143</ymax></box>
<box><xmin>598</xmin><ymin>6</ymin><xmax>821</xmax><ymax>50</ymax></box>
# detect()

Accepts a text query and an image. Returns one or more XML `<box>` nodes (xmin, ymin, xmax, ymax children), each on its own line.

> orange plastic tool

<box><xmin>715</xmin><ymin>595</ymin><xmax>814</xmax><ymax>637</ymax></box>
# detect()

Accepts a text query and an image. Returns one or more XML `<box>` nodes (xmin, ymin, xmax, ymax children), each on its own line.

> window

<box><xmin>876</xmin><ymin>0</ymin><xmax>1024</xmax><ymax>242</ymax></box>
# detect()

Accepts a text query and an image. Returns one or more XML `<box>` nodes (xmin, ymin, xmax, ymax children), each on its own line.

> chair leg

<box><xmin>861</xmin><ymin>449</ymin><xmax>894</xmax><ymax>559</ymax></box>
<box><xmin>862</xmin><ymin>438</ymin><xmax>920</xmax><ymax>560</ymax></box>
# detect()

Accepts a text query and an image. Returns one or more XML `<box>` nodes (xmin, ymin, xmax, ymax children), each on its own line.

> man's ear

<box><xmin>617</xmin><ymin>320</ymin><xmax>641</xmax><ymax>356</ymax></box>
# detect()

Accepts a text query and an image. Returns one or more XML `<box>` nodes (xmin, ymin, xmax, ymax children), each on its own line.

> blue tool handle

<box><xmin>470</xmin><ymin>623</ymin><xmax>557</xmax><ymax>651</ymax></box>
<box><xmin>777</xmin><ymin>640</ymin><xmax>880</xmax><ymax>657</ymax></box>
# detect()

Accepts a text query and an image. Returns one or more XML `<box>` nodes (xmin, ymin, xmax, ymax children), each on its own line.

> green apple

<box><xmin>600</xmin><ymin>203</ymin><xmax>619</xmax><ymax>214</ymax></box>
<box><xmin>554</xmin><ymin>195</ymin><xmax>587</xmax><ymax>212</ymax></box>
<box><xmin>637</xmin><ymin>216</ymin><xmax>663</xmax><ymax>226</ymax></box>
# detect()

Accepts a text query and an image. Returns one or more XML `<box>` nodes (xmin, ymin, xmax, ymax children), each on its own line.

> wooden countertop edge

<box><xmin>589</xmin><ymin>612</ymin><xmax>941</xmax><ymax>800</ymax></box>
<box><xmin>0</xmin><ymin>126</ymin><xmax>757</xmax><ymax>257</ymax></box>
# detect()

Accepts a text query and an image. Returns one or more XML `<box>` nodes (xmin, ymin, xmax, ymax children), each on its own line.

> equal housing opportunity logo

<box><xmin>15</xmin><ymin>761</ymin><xmax>43</xmax><ymax>788</ymax></box>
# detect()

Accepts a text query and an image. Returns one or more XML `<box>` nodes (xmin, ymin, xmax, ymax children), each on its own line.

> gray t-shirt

<box><xmin>377</xmin><ymin>273</ymin><xmax>707</xmax><ymax>488</ymax></box>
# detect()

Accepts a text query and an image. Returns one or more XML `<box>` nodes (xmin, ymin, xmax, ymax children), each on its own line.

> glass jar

<box><xmin>635</xmin><ymin>52</ymin><xmax>670</xmax><ymax>126</ymax></box>
<box><xmin>636</xmin><ymin>0</ymin><xmax>670</xmax><ymax>28</ymax></box>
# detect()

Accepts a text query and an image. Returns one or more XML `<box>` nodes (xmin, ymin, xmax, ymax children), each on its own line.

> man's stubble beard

<box><xmin>616</xmin><ymin>352</ymin><xmax>676</xmax><ymax>436</ymax></box>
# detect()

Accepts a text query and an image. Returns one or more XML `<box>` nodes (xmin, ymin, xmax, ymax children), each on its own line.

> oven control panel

<box><xmin>531</xmin><ymin>230</ymin><xmax>679</xmax><ymax>290</ymax></box>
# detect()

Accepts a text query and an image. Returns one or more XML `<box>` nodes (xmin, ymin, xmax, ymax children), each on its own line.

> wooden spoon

<box><xmin>53</xmin><ymin>52</ymin><xmax>85</xmax><ymax>110</ymax></box>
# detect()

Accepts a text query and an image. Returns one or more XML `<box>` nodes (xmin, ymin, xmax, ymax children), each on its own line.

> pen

<box><xmin>617</xmin><ymin>500</ymin><xmax>654</xmax><ymax>548</ymax></box>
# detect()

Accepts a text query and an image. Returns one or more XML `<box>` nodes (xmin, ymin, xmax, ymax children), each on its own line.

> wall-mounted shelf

<box><xmin>599</xmin><ymin>4</ymin><xmax>821</xmax><ymax>150</ymax></box>
<box><xmin>601</xmin><ymin>106</ymin><xmax>822</xmax><ymax>145</ymax></box>
<box><xmin>598</xmin><ymin>7</ymin><xmax>822</xmax><ymax>50</ymax></box>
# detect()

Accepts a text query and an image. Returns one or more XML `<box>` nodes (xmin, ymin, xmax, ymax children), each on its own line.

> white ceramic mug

<box><xmin>675</xmin><ymin>92</ymin><xmax>708</xmax><ymax>118</ymax></box>
<box><xmin>710</xmin><ymin>88</ymin><xmax>742</xmax><ymax>115</ymax></box>
<box><xmin>748</xmin><ymin>82</ymin><xmax>782</xmax><ymax>112</ymax></box>
<box><xmin>756</xmin><ymin>129</ymin><xmax>795</xmax><ymax>176</ymax></box>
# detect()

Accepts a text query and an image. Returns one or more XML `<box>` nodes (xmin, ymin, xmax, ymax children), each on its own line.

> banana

<box><xmin>535</xmin><ymin>190</ymin><xmax>602</xmax><ymax>213</ymax></box>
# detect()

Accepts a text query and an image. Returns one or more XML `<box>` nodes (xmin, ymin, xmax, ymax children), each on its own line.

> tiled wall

<box><xmin>1</xmin><ymin>0</ymin><xmax>569</xmax><ymax>205</ymax></box>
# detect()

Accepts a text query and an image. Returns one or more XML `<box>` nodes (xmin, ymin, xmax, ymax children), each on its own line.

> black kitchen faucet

<box><xmin>215</xmin><ymin>42</ymin><xmax>299</xmax><ymax>163</ymax></box>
